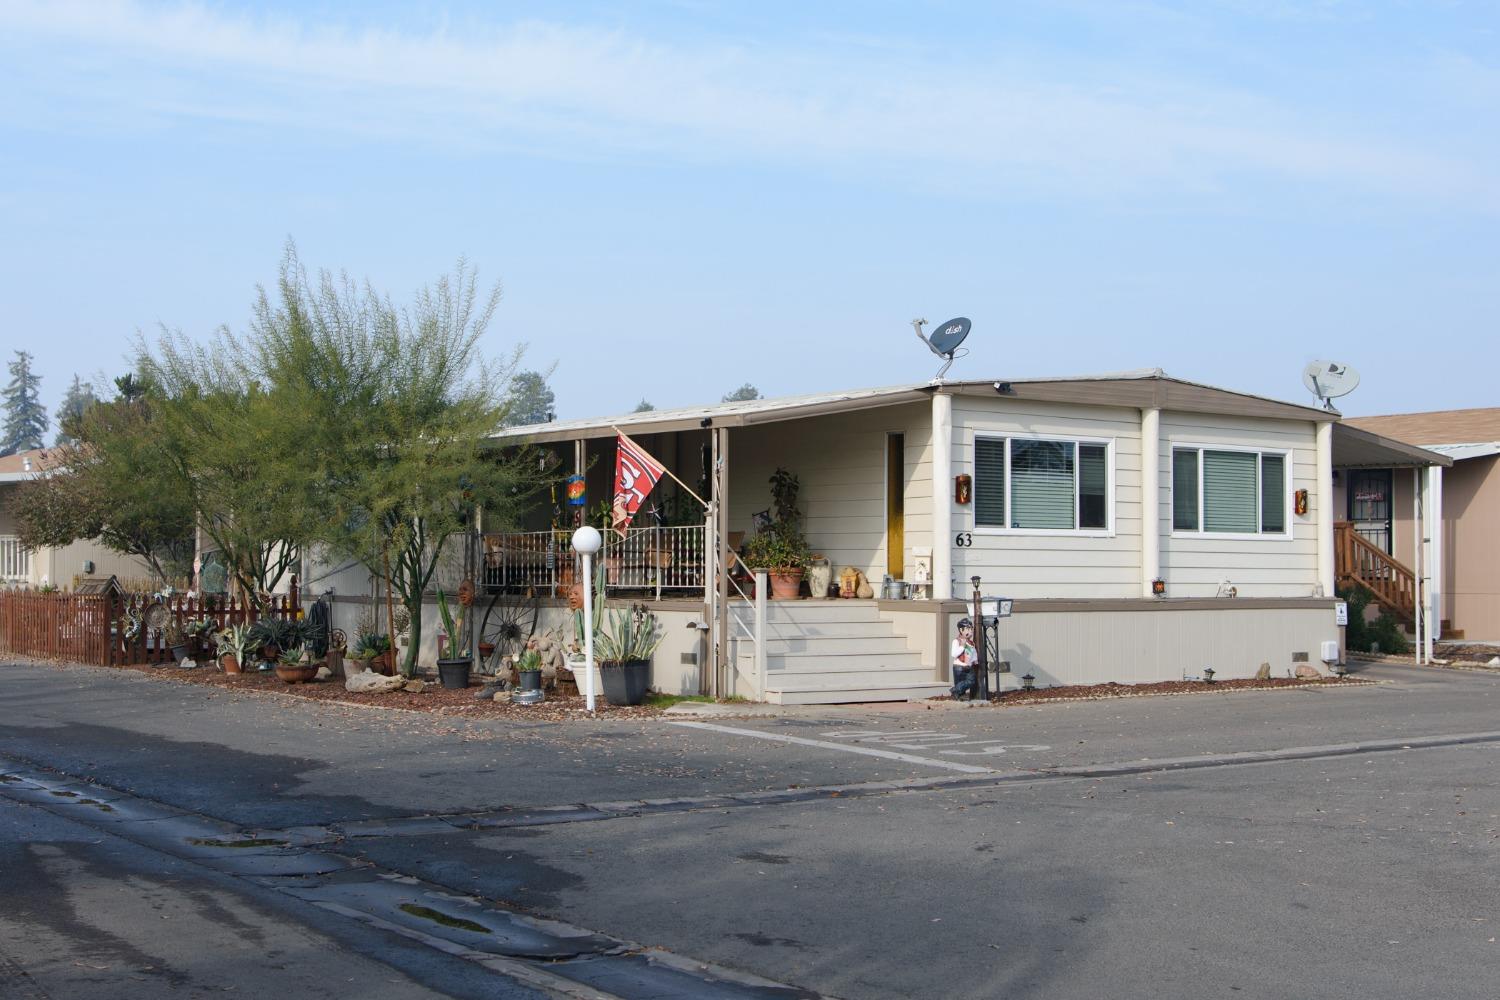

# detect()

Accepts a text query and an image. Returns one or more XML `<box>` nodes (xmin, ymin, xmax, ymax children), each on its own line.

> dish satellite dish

<box><xmin>1302</xmin><ymin>360</ymin><xmax>1360</xmax><ymax>411</ymax></box>
<box><xmin>912</xmin><ymin>316</ymin><xmax>972</xmax><ymax>381</ymax></box>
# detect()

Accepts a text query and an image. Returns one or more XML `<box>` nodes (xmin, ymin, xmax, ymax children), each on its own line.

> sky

<box><xmin>2</xmin><ymin>0</ymin><xmax>1497</xmax><ymax>427</ymax></box>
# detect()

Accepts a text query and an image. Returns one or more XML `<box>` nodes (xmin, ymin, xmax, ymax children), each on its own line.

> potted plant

<box><xmin>515</xmin><ymin>648</ymin><xmax>543</xmax><ymax>694</ymax></box>
<box><xmin>745</xmin><ymin>467</ymin><xmax>811</xmax><ymax>600</ymax></box>
<box><xmin>350</xmin><ymin>632</ymin><xmax>392</xmax><ymax>675</ymax></box>
<box><xmin>435</xmin><ymin>589</ymin><xmax>473</xmax><ymax>690</ymax></box>
<box><xmin>594</xmin><ymin>606</ymin><xmax>665</xmax><ymax>706</ymax></box>
<box><xmin>274</xmin><ymin>644</ymin><xmax>320</xmax><ymax>684</ymax></box>
<box><xmin>214</xmin><ymin>623</ymin><xmax>253</xmax><ymax>675</ymax></box>
<box><xmin>182</xmin><ymin>617</ymin><xmax>218</xmax><ymax>658</ymax></box>
<box><xmin>249</xmin><ymin>617</ymin><xmax>295</xmax><ymax>667</ymax></box>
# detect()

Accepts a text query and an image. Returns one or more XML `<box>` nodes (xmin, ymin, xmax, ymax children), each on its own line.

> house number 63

<box><xmin>954</xmin><ymin>532</ymin><xmax>973</xmax><ymax>547</ymax></box>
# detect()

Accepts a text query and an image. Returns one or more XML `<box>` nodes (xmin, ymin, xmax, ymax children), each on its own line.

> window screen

<box><xmin>1172</xmin><ymin>449</ymin><xmax>1199</xmax><ymax>531</ymax></box>
<box><xmin>1079</xmin><ymin>444</ymin><xmax>1108</xmax><ymax>529</ymax></box>
<box><xmin>974</xmin><ymin>438</ymin><xmax>1006</xmax><ymax>527</ymax></box>
<box><xmin>1260</xmin><ymin>453</ymin><xmax>1286</xmax><ymax>533</ymax></box>
<box><xmin>1010</xmin><ymin>440</ymin><xmax>1076</xmax><ymax>529</ymax></box>
<box><xmin>1203</xmin><ymin>450</ymin><xmax>1258</xmax><ymax>533</ymax></box>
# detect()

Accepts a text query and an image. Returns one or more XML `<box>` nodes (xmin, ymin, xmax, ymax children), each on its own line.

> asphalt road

<box><xmin>2</xmin><ymin>659</ymin><xmax>1496</xmax><ymax>999</ymax></box>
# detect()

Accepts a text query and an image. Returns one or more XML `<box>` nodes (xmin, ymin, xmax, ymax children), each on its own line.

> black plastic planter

<box><xmin>600</xmin><ymin>659</ymin><xmax>651</xmax><ymax>706</ymax></box>
<box><xmin>436</xmin><ymin>658</ymin><xmax>472</xmax><ymax>690</ymax></box>
<box><xmin>517</xmin><ymin>670</ymin><xmax>542</xmax><ymax>692</ymax></box>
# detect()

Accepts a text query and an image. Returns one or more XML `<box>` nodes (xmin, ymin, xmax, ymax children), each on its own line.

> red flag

<box><xmin>611</xmin><ymin>433</ymin><xmax>667</xmax><ymax>536</ymax></box>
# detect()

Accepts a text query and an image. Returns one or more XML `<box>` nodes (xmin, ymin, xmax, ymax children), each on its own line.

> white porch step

<box><xmin>750</xmin><ymin>635</ymin><xmax>915</xmax><ymax>656</ymax></box>
<box><xmin>764</xmin><ymin>666</ymin><xmax>938</xmax><ymax>687</ymax></box>
<box><xmin>761</xmin><ymin>602</ymin><xmax>883</xmax><ymax>623</ymax></box>
<box><xmin>763</xmin><ymin>682</ymin><xmax>951</xmax><ymax>705</ymax></box>
<box><xmin>756</xmin><ymin>620</ymin><xmax>903</xmax><ymax>639</ymax></box>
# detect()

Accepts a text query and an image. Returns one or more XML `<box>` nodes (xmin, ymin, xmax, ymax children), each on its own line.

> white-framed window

<box><xmin>973</xmin><ymin>435</ymin><xmax>1113</xmax><ymax>535</ymax></box>
<box><xmin>1171</xmin><ymin>443</ymin><xmax>1290</xmax><ymax>538</ymax></box>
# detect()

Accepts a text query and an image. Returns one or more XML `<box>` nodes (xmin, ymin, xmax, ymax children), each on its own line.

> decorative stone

<box><xmin>315</xmin><ymin>666</ymin><xmax>334</xmax><ymax>681</ymax></box>
<box><xmin>1254</xmin><ymin>662</ymin><xmax>1272</xmax><ymax>680</ymax></box>
<box><xmin>345</xmin><ymin>672</ymin><xmax>406</xmax><ymax>694</ymax></box>
<box><xmin>492</xmin><ymin>690</ymin><xmax>512</xmax><ymax>704</ymax></box>
<box><xmin>1294</xmin><ymin>664</ymin><xmax>1322</xmax><ymax>679</ymax></box>
<box><xmin>178</xmin><ymin>658</ymin><xmax>199</xmax><ymax>669</ymax></box>
<box><xmin>402</xmin><ymin>679</ymin><xmax>427</xmax><ymax>694</ymax></box>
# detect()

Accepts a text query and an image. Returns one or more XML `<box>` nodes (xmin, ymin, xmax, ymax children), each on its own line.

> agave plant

<box><xmin>215</xmin><ymin>623</ymin><xmax>254</xmax><ymax>664</ymax></box>
<box><xmin>594</xmin><ymin>607</ymin><xmax>665</xmax><ymax>665</ymax></box>
<box><xmin>436</xmin><ymin>589</ymin><xmax>469</xmax><ymax>659</ymax></box>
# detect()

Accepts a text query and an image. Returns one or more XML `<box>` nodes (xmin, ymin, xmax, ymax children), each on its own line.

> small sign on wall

<box><xmin>1334</xmin><ymin>601</ymin><xmax>1349</xmax><ymax>626</ymax></box>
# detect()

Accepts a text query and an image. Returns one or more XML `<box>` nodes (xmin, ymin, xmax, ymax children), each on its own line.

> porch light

<box><xmin>1021</xmin><ymin>673</ymin><xmax>1035</xmax><ymax>690</ymax></box>
<box><xmin>571</xmin><ymin>527</ymin><xmax>603</xmax><ymax>712</ymax></box>
<box><xmin>1203</xmin><ymin>667</ymin><xmax>1216</xmax><ymax>684</ymax></box>
<box><xmin>1151</xmin><ymin>578</ymin><xmax>1166</xmax><ymax>598</ymax></box>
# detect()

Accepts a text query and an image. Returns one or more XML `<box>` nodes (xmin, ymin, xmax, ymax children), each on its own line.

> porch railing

<box><xmin>1334</xmin><ymin>521</ymin><xmax>1416</xmax><ymax>618</ymax></box>
<box><xmin>483</xmin><ymin>525</ymin><xmax>707</xmax><ymax>598</ymax></box>
<box><xmin>0</xmin><ymin>536</ymin><xmax>30</xmax><ymax>583</ymax></box>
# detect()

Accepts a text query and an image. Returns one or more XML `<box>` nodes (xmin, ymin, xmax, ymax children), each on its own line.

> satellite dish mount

<box><xmin>1301</xmin><ymin>360</ymin><xmax>1360</xmax><ymax>411</ymax></box>
<box><xmin>912</xmin><ymin>316</ymin><xmax>972</xmax><ymax>382</ymax></box>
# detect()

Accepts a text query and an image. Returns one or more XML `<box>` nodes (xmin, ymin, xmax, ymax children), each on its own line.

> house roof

<box><xmin>489</xmin><ymin>370</ymin><xmax>1337</xmax><ymax>445</ymax></box>
<box><xmin>1346</xmin><ymin>407</ymin><xmax>1500</xmax><ymax>448</ymax></box>
<box><xmin>1426</xmin><ymin>442</ymin><xmax>1500</xmax><ymax>462</ymax></box>
<box><xmin>1331</xmin><ymin>424</ymin><xmax>1452</xmax><ymax>469</ymax></box>
<box><xmin>0</xmin><ymin>447</ymin><xmax>58</xmax><ymax>483</ymax></box>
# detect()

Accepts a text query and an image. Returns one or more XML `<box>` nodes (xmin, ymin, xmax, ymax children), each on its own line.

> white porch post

<box><xmin>931</xmin><ymin>391</ymin><xmax>953</xmax><ymax>600</ymax></box>
<box><xmin>1425</xmin><ymin>464</ymin><xmax>1443</xmax><ymax>661</ymax></box>
<box><xmin>1413</xmin><ymin>467</ymin><xmax>1424</xmax><ymax>663</ymax></box>
<box><xmin>1315</xmin><ymin>421</ymin><xmax>1335</xmax><ymax>598</ymax></box>
<box><xmin>1140</xmin><ymin>407</ymin><xmax>1161</xmax><ymax>597</ymax></box>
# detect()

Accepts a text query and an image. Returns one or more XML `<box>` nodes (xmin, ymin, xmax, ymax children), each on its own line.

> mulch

<box><xmin>103</xmin><ymin>659</ymin><xmax>665</xmax><ymax>722</ymax></box>
<box><xmin>1435</xmin><ymin>642</ymin><xmax>1500</xmax><ymax>665</ymax></box>
<box><xmin>938</xmin><ymin>675</ymin><xmax>1373</xmax><ymax>707</ymax></box>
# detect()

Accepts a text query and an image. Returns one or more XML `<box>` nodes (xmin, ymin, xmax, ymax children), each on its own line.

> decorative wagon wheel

<box><xmin>478</xmin><ymin>588</ymin><xmax>539</xmax><ymax>675</ymax></box>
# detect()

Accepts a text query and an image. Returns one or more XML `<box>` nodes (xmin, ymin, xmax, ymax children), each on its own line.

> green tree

<box><xmin>632</xmin><ymin>399</ymin><xmax>655</xmax><ymax>412</ymax></box>
<box><xmin>11</xmin><ymin>381</ymin><xmax>194</xmax><ymax>583</ymax></box>
<box><xmin>54</xmin><ymin>375</ymin><xmax>99</xmax><ymax>446</ymax></box>
<box><xmin>142</xmin><ymin>245</ymin><xmax>545</xmax><ymax>674</ymax></box>
<box><xmin>2</xmin><ymin>350</ymin><xmax>48</xmax><ymax>455</ymax></box>
<box><xmin>503</xmin><ymin>370</ymin><xmax>555</xmax><ymax>426</ymax></box>
<box><xmin>722</xmin><ymin>382</ymin><xmax>760</xmax><ymax>403</ymax></box>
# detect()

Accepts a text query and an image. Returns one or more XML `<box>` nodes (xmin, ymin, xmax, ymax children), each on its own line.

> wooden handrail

<box><xmin>1334</xmin><ymin>521</ymin><xmax>1416</xmax><ymax>617</ymax></box>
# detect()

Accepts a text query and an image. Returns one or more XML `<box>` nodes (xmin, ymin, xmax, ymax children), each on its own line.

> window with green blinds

<box><xmin>1260</xmin><ymin>454</ymin><xmax>1285</xmax><ymax>533</ymax></box>
<box><xmin>1203</xmin><ymin>450</ymin><xmax>1258</xmax><ymax>532</ymax></box>
<box><xmin>1010</xmin><ymin>440</ymin><xmax>1076</xmax><ymax>529</ymax></box>
<box><xmin>974</xmin><ymin>438</ymin><xmax>1006</xmax><ymax>527</ymax></box>
<box><xmin>1172</xmin><ymin>450</ymin><xmax>1199</xmax><ymax>530</ymax></box>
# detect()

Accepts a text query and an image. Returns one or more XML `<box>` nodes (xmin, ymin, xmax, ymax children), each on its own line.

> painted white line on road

<box><xmin>668</xmin><ymin>721</ymin><xmax>995</xmax><ymax>774</ymax></box>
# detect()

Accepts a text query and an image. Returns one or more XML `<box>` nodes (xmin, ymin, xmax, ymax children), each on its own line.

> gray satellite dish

<box><xmin>1302</xmin><ymin>360</ymin><xmax>1360</xmax><ymax>411</ymax></box>
<box><xmin>911</xmin><ymin>316</ymin><xmax>972</xmax><ymax>381</ymax></box>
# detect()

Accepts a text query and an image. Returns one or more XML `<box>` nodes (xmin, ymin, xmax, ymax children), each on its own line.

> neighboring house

<box><xmin>1340</xmin><ymin>407</ymin><xmax>1500</xmax><ymax>640</ymax></box>
<box><xmin>363</xmin><ymin>368</ymin><xmax>1437</xmax><ymax>704</ymax></box>
<box><xmin>0</xmin><ymin>448</ymin><xmax>156</xmax><ymax>589</ymax></box>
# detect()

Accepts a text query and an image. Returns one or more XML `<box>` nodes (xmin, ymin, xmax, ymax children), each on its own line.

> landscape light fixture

<box><xmin>1021</xmin><ymin>673</ymin><xmax>1035</xmax><ymax>691</ymax></box>
<box><xmin>571</xmin><ymin>526</ymin><xmax>603</xmax><ymax>712</ymax></box>
<box><xmin>1203</xmin><ymin>667</ymin><xmax>1216</xmax><ymax>684</ymax></box>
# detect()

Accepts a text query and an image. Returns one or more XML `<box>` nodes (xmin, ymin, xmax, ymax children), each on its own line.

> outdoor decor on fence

<box><xmin>0</xmin><ymin>582</ymin><xmax>302</xmax><ymax>667</ymax></box>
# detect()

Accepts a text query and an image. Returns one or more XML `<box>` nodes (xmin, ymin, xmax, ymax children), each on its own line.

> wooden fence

<box><xmin>0</xmin><ymin>591</ymin><xmax>113</xmax><ymax>665</ymax></box>
<box><xmin>0</xmin><ymin>583</ymin><xmax>301</xmax><ymax>667</ymax></box>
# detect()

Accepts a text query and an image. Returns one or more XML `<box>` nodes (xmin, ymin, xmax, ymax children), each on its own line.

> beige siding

<box><xmin>1159</xmin><ymin>412</ymin><xmax>1320</xmax><ymax>597</ymax></box>
<box><xmin>728</xmin><ymin>402</ymin><xmax>931</xmax><ymax>583</ymax></box>
<box><xmin>950</xmin><ymin>397</ymin><xmax>1142</xmax><ymax>598</ymax></box>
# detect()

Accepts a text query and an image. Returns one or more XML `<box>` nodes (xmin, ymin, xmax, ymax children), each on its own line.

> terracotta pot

<box><xmin>769</xmin><ymin>569</ymin><xmax>805</xmax><ymax>601</ymax></box>
<box><xmin>274</xmin><ymin>663</ymin><xmax>319</xmax><ymax>684</ymax></box>
<box><xmin>219</xmin><ymin>653</ymin><xmax>242</xmax><ymax>675</ymax></box>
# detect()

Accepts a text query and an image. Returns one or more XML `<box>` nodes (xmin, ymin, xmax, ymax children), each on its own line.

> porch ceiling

<box><xmin>1332</xmin><ymin>423</ymin><xmax>1452</xmax><ymax>469</ymax></box>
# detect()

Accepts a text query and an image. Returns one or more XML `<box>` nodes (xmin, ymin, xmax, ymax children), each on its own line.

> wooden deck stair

<box><xmin>734</xmin><ymin>602</ymin><xmax>948</xmax><ymax>705</ymax></box>
<box><xmin>1334</xmin><ymin>521</ymin><xmax>1416</xmax><ymax>618</ymax></box>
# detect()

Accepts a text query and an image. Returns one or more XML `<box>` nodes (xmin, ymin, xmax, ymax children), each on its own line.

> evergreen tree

<box><xmin>722</xmin><ymin>382</ymin><xmax>760</xmax><ymax>402</ymax></box>
<box><xmin>632</xmin><ymin>399</ymin><xmax>655</xmax><ymax>412</ymax></box>
<box><xmin>2</xmin><ymin>350</ymin><xmax>48</xmax><ymax>455</ymax></box>
<box><xmin>502</xmin><ymin>370</ymin><xmax>556</xmax><ymax>426</ymax></box>
<box><xmin>54</xmin><ymin>375</ymin><xmax>99</xmax><ymax>446</ymax></box>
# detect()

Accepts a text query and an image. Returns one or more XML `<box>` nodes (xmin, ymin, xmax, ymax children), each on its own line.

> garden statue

<box><xmin>839</xmin><ymin>566</ymin><xmax>860</xmax><ymax>598</ymax></box>
<box><xmin>526</xmin><ymin>629</ymin><xmax>568</xmax><ymax>690</ymax></box>
<box><xmin>950</xmin><ymin>616</ymin><xmax>978</xmax><ymax>700</ymax></box>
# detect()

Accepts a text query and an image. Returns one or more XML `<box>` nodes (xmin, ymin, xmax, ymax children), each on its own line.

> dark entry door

<box><xmin>1347</xmin><ymin>469</ymin><xmax>1393</xmax><ymax>554</ymax></box>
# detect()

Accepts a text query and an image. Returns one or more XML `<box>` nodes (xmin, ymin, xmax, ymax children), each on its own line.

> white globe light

<box><xmin>571</xmin><ymin>525</ymin><xmax>603</xmax><ymax>555</ymax></box>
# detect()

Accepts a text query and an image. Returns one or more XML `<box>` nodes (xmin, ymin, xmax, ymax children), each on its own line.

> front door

<box><xmin>1347</xmin><ymin>469</ymin><xmax>1393</xmax><ymax>554</ymax></box>
<box><xmin>886</xmin><ymin>433</ymin><xmax>905</xmax><ymax>579</ymax></box>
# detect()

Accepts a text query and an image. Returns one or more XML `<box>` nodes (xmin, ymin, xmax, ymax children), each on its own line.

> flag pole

<box><xmin>611</xmin><ymin>426</ymin><xmax>709</xmax><ymax>509</ymax></box>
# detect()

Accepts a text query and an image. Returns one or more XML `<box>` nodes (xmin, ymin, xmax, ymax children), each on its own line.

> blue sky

<box><xmin>2</xmin><ymin>1</ymin><xmax>1497</xmax><ymax>424</ymax></box>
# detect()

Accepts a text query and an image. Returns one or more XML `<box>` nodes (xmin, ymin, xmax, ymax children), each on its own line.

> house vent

<box><xmin>1292</xmin><ymin>651</ymin><xmax>1309</xmax><ymax>662</ymax></box>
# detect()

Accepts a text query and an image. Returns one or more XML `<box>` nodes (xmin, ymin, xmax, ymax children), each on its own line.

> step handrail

<box><xmin>1334</xmin><ymin>521</ymin><xmax>1416</xmax><ymax>616</ymax></box>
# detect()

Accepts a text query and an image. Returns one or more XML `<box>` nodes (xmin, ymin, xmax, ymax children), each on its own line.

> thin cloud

<box><xmin>1</xmin><ymin>0</ymin><xmax>1491</xmax><ymax>205</ymax></box>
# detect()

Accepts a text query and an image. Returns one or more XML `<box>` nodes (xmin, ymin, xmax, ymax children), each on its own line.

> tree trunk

<box><xmin>402</xmin><ymin>593</ymin><xmax>423</xmax><ymax>678</ymax></box>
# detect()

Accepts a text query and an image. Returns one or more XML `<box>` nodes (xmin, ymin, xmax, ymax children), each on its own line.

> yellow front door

<box><xmin>887</xmin><ymin>433</ymin><xmax>905</xmax><ymax>579</ymax></box>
